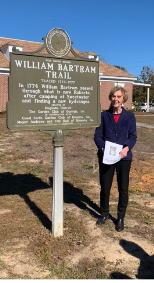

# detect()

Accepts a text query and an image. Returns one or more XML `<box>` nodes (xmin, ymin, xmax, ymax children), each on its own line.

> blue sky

<box><xmin>1</xmin><ymin>0</ymin><xmax>154</xmax><ymax>78</ymax></box>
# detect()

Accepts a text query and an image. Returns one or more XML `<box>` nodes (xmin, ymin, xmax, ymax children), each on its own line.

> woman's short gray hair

<box><xmin>108</xmin><ymin>86</ymin><xmax>128</xmax><ymax>103</ymax></box>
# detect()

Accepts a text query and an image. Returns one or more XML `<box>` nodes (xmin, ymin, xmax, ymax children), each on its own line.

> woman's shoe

<box><xmin>96</xmin><ymin>215</ymin><xmax>109</xmax><ymax>225</ymax></box>
<box><xmin>116</xmin><ymin>218</ymin><xmax>124</xmax><ymax>232</ymax></box>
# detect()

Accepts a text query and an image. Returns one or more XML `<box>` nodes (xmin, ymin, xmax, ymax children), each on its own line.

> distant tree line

<box><xmin>133</xmin><ymin>66</ymin><xmax>154</xmax><ymax>104</ymax></box>
<box><xmin>115</xmin><ymin>65</ymin><xmax>154</xmax><ymax>104</ymax></box>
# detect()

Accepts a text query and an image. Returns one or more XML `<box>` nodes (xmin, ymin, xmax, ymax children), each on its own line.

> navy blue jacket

<box><xmin>94</xmin><ymin>107</ymin><xmax>137</xmax><ymax>161</ymax></box>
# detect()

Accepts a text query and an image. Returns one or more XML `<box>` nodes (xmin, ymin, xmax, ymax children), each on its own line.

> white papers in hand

<box><xmin>102</xmin><ymin>141</ymin><xmax>123</xmax><ymax>165</ymax></box>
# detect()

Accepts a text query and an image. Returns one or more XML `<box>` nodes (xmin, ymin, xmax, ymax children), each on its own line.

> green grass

<box><xmin>82</xmin><ymin>165</ymin><xmax>93</xmax><ymax>169</ymax></box>
<box><xmin>0</xmin><ymin>153</ymin><xmax>6</xmax><ymax>161</ymax></box>
<box><xmin>130</xmin><ymin>200</ymin><xmax>139</xmax><ymax>205</ymax></box>
<box><xmin>141</xmin><ymin>214</ymin><xmax>153</xmax><ymax>225</ymax></box>
<box><xmin>63</xmin><ymin>170</ymin><xmax>71</xmax><ymax>177</ymax></box>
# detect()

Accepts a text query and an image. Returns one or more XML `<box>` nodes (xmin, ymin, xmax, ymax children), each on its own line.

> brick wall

<box><xmin>100</xmin><ymin>81</ymin><xmax>133</xmax><ymax>111</ymax></box>
<box><xmin>0</xmin><ymin>74</ymin><xmax>8</xmax><ymax>111</ymax></box>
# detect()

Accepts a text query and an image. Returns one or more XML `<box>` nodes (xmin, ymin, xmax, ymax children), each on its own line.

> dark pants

<box><xmin>99</xmin><ymin>159</ymin><xmax>132</xmax><ymax>219</ymax></box>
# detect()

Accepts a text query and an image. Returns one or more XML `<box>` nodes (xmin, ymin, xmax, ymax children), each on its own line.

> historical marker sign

<box><xmin>7</xmin><ymin>39</ymin><xmax>100</xmax><ymax>132</ymax></box>
<box><xmin>6</xmin><ymin>29</ymin><xmax>101</xmax><ymax>237</ymax></box>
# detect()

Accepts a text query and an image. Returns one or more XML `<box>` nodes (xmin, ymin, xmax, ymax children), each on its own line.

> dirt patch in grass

<box><xmin>0</xmin><ymin>113</ymin><xmax>154</xmax><ymax>279</ymax></box>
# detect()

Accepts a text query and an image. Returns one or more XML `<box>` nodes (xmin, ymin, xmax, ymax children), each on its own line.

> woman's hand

<box><xmin>119</xmin><ymin>146</ymin><xmax>129</xmax><ymax>159</ymax></box>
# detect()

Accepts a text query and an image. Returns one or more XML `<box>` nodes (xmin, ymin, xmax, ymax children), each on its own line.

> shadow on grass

<box><xmin>49</xmin><ymin>177</ymin><xmax>101</xmax><ymax>218</ymax></box>
<box><xmin>0</xmin><ymin>172</ymin><xmax>100</xmax><ymax>231</ymax></box>
<box><xmin>110</xmin><ymin>239</ymin><xmax>154</xmax><ymax>279</ymax></box>
<box><xmin>0</xmin><ymin>172</ymin><xmax>51</xmax><ymax>230</ymax></box>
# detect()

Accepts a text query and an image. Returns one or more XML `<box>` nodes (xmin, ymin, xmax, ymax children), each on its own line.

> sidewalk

<box><xmin>136</xmin><ymin>122</ymin><xmax>154</xmax><ymax>129</ymax></box>
<box><xmin>135</xmin><ymin>112</ymin><xmax>154</xmax><ymax>128</ymax></box>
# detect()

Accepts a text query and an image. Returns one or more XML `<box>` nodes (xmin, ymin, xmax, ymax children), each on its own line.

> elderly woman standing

<box><xmin>94</xmin><ymin>86</ymin><xmax>137</xmax><ymax>232</ymax></box>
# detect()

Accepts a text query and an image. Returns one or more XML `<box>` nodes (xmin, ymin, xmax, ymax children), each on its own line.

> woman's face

<box><xmin>111</xmin><ymin>90</ymin><xmax>124</xmax><ymax>108</ymax></box>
